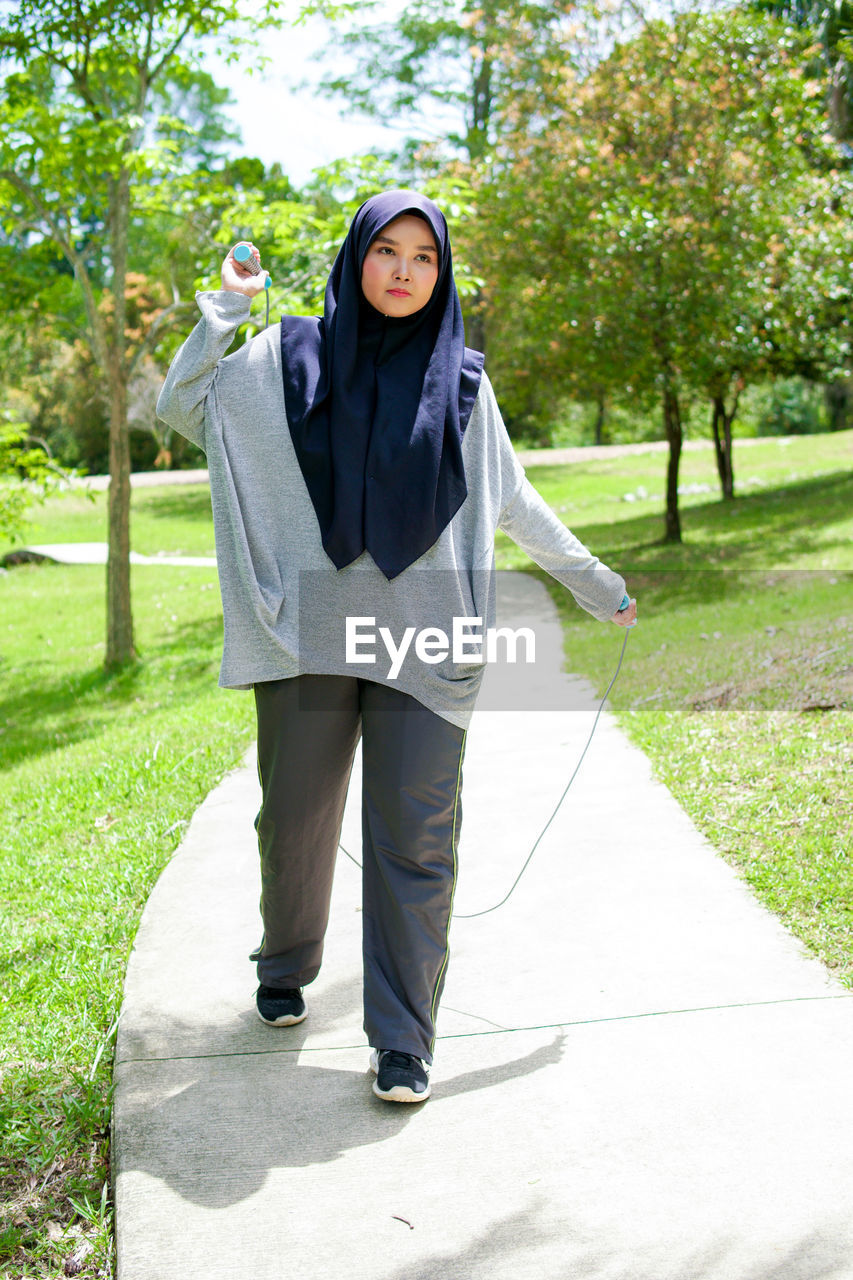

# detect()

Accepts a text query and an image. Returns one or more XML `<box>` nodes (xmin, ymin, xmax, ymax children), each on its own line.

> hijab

<box><xmin>280</xmin><ymin>189</ymin><xmax>484</xmax><ymax>580</ymax></box>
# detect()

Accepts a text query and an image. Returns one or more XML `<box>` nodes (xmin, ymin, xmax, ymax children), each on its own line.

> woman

<box><xmin>157</xmin><ymin>189</ymin><xmax>636</xmax><ymax>1104</ymax></box>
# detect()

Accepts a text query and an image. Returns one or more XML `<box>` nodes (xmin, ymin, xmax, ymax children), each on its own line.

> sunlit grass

<box><xmin>1</xmin><ymin>483</ymin><xmax>217</xmax><ymax>560</ymax></box>
<box><xmin>494</xmin><ymin>435</ymin><xmax>853</xmax><ymax>988</ymax></box>
<box><xmin>0</xmin><ymin>563</ymin><xmax>254</xmax><ymax>1277</ymax></box>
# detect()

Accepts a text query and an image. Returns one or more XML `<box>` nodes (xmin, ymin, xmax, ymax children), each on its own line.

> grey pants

<box><xmin>251</xmin><ymin>675</ymin><xmax>466</xmax><ymax>1064</ymax></box>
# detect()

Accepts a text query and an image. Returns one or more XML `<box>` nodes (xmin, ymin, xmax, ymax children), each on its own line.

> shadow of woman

<box><xmin>115</xmin><ymin>1032</ymin><xmax>567</xmax><ymax>1209</ymax></box>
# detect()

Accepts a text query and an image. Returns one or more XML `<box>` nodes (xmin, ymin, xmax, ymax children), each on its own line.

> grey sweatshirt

<box><xmin>156</xmin><ymin>290</ymin><xmax>626</xmax><ymax>728</ymax></box>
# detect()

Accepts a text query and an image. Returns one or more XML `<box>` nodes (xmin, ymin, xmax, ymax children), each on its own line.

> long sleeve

<box><xmin>484</xmin><ymin>380</ymin><xmax>625</xmax><ymax>623</ymax></box>
<box><xmin>156</xmin><ymin>290</ymin><xmax>253</xmax><ymax>450</ymax></box>
<box><xmin>499</xmin><ymin>476</ymin><xmax>626</xmax><ymax>621</ymax></box>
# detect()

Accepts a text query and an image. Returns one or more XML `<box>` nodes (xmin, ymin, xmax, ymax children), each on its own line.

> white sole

<box><xmin>256</xmin><ymin>1006</ymin><xmax>307</xmax><ymax>1027</ymax></box>
<box><xmin>369</xmin><ymin>1049</ymin><xmax>431</xmax><ymax>1102</ymax></box>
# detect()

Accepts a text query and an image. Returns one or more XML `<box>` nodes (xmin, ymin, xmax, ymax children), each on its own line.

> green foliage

<box><xmin>750</xmin><ymin>0</ymin><xmax>853</xmax><ymax>140</ymax></box>
<box><xmin>452</xmin><ymin>5</ymin><xmax>852</xmax><ymax>543</ymax></box>
<box><xmin>475</xmin><ymin>9</ymin><xmax>850</xmax><ymax>414</ymax></box>
<box><xmin>0</xmin><ymin>2</ymin><xmax>259</xmax><ymax>325</ymax></box>
<box><xmin>298</xmin><ymin>0</ymin><xmax>851</xmax><ymax>460</ymax></box>
<box><xmin>0</xmin><ymin>0</ymin><xmax>291</xmax><ymax>665</ymax></box>
<box><xmin>0</xmin><ymin>418</ymin><xmax>72</xmax><ymax>544</ymax></box>
<box><xmin>309</xmin><ymin>0</ymin><xmax>584</xmax><ymax>160</ymax></box>
<box><xmin>751</xmin><ymin>376</ymin><xmax>829</xmax><ymax>433</ymax></box>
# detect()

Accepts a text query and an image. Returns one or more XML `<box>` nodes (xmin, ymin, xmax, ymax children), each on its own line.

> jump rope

<box><xmin>338</xmin><ymin>603</ymin><xmax>635</xmax><ymax>920</ymax></box>
<box><xmin>236</xmin><ymin>245</ymin><xmax>636</xmax><ymax>918</ymax></box>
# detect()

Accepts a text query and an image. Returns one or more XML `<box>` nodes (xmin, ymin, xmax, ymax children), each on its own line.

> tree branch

<box><xmin>127</xmin><ymin>298</ymin><xmax>198</xmax><ymax>376</ymax></box>
<box><xmin>0</xmin><ymin>169</ymin><xmax>110</xmax><ymax>374</ymax></box>
<box><xmin>149</xmin><ymin>18</ymin><xmax>197</xmax><ymax>86</ymax></box>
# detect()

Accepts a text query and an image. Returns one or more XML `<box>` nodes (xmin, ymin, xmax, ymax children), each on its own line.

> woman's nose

<box><xmin>393</xmin><ymin>257</ymin><xmax>412</xmax><ymax>280</ymax></box>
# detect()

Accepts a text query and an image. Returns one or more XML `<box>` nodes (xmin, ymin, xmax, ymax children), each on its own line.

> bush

<box><xmin>753</xmin><ymin>377</ymin><xmax>827</xmax><ymax>436</ymax></box>
<box><xmin>0</xmin><ymin>419</ymin><xmax>69</xmax><ymax>543</ymax></box>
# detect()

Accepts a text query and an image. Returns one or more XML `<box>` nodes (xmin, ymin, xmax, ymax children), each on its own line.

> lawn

<box><xmin>507</xmin><ymin>433</ymin><xmax>852</xmax><ymax>985</ymax></box>
<box><xmin>0</xmin><ymin>429</ymin><xmax>851</xmax><ymax>1277</ymax></box>
<box><xmin>1</xmin><ymin>555</ymin><xmax>255</xmax><ymax>1278</ymax></box>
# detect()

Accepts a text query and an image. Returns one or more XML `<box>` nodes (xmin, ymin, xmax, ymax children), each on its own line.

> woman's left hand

<box><xmin>611</xmin><ymin>597</ymin><xmax>637</xmax><ymax>627</ymax></box>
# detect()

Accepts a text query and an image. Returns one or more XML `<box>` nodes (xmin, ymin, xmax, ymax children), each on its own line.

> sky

<box><xmin>204</xmin><ymin>10</ymin><xmax>414</xmax><ymax>185</ymax></box>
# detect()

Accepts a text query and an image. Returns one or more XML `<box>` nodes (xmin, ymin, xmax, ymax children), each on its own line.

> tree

<box><xmin>313</xmin><ymin>0</ymin><xmax>584</xmax><ymax>162</ymax></box>
<box><xmin>746</xmin><ymin>0</ymin><xmax>853</xmax><ymax>434</ymax></box>
<box><xmin>469</xmin><ymin>8</ymin><xmax>851</xmax><ymax>537</ymax></box>
<box><xmin>310</xmin><ymin>0</ymin><xmax>588</xmax><ymax>350</ymax></box>
<box><xmin>751</xmin><ymin>0</ymin><xmax>853</xmax><ymax>142</ymax></box>
<box><xmin>0</xmin><ymin>0</ymin><xmax>283</xmax><ymax>668</ymax></box>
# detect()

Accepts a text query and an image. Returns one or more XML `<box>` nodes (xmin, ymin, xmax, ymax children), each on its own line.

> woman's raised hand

<box><xmin>221</xmin><ymin>243</ymin><xmax>270</xmax><ymax>297</ymax></box>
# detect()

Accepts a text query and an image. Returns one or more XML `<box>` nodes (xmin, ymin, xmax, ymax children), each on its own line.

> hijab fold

<box><xmin>280</xmin><ymin>190</ymin><xmax>484</xmax><ymax>580</ymax></box>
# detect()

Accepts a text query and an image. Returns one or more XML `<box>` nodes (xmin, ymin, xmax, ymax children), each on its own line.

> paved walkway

<box><xmin>12</xmin><ymin>542</ymin><xmax>216</xmax><ymax>567</ymax></box>
<box><xmin>112</xmin><ymin>572</ymin><xmax>853</xmax><ymax>1280</ymax></box>
<box><xmin>63</xmin><ymin>437</ymin><xmax>765</xmax><ymax>495</ymax></box>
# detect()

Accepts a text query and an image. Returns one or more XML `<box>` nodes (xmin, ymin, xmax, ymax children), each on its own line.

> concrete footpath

<box><xmin>112</xmin><ymin>572</ymin><xmax>853</xmax><ymax>1280</ymax></box>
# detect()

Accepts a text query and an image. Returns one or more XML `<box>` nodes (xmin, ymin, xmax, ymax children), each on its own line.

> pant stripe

<box><xmin>428</xmin><ymin>727</ymin><xmax>466</xmax><ymax>1055</ymax></box>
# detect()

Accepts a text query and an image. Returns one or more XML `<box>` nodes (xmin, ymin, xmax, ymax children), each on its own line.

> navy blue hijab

<box><xmin>280</xmin><ymin>190</ymin><xmax>484</xmax><ymax>579</ymax></box>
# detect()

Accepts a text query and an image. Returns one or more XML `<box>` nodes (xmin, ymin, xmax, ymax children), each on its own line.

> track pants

<box><xmin>251</xmin><ymin>675</ymin><xmax>467</xmax><ymax>1065</ymax></box>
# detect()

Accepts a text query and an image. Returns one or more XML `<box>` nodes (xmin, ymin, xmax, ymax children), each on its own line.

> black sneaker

<box><xmin>370</xmin><ymin>1049</ymin><xmax>431</xmax><ymax>1102</ymax></box>
<box><xmin>256</xmin><ymin>985</ymin><xmax>306</xmax><ymax>1026</ymax></box>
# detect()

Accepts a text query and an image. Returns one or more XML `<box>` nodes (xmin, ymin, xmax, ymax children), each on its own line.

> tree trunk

<box><xmin>466</xmin><ymin>307</ymin><xmax>486</xmax><ymax>355</ymax></box>
<box><xmin>105</xmin><ymin>167</ymin><xmax>136</xmax><ymax>669</ymax></box>
<box><xmin>721</xmin><ymin>405</ymin><xmax>734</xmax><ymax>500</ymax></box>
<box><xmin>468</xmin><ymin>10</ymin><xmax>493</xmax><ymax>162</ymax></box>
<box><xmin>710</xmin><ymin>378</ymin><xmax>744</xmax><ymax>500</ymax></box>
<box><xmin>711</xmin><ymin>395</ymin><xmax>735</xmax><ymax>500</ymax></box>
<box><xmin>662</xmin><ymin>378</ymin><xmax>682</xmax><ymax>543</ymax></box>
<box><xmin>106</xmin><ymin>371</ymin><xmax>135</xmax><ymax>667</ymax></box>
<box><xmin>593</xmin><ymin>395</ymin><xmax>605</xmax><ymax>446</ymax></box>
<box><xmin>824</xmin><ymin>378</ymin><xmax>850</xmax><ymax>431</ymax></box>
<box><xmin>465</xmin><ymin>31</ymin><xmax>492</xmax><ymax>355</ymax></box>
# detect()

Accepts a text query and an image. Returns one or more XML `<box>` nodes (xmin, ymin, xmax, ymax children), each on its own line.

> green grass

<box><xmin>494</xmin><ymin>432</ymin><xmax>853</xmax><ymax>986</ymax></box>
<box><xmin>1</xmin><ymin>551</ymin><xmax>254</xmax><ymax>1278</ymax></box>
<box><xmin>1</xmin><ymin>434</ymin><xmax>851</xmax><ymax>1276</ymax></box>
<box><xmin>6</xmin><ymin>484</ymin><xmax>217</xmax><ymax>559</ymax></box>
<box><xmin>518</xmin><ymin>429</ymin><xmax>853</xmax><ymax>516</ymax></box>
<box><xmin>531</xmin><ymin>570</ymin><xmax>851</xmax><ymax>971</ymax></box>
<box><xmin>505</xmin><ymin>431</ymin><xmax>853</xmax><ymax>571</ymax></box>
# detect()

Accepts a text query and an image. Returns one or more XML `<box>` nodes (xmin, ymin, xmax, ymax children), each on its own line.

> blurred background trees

<box><xmin>463</xmin><ymin>7</ymin><xmax>850</xmax><ymax>535</ymax></box>
<box><xmin>0</xmin><ymin>0</ymin><xmax>284</xmax><ymax>664</ymax></box>
<box><xmin>1</xmin><ymin>0</ymin><xmax>850</xmax><ymax>594</ymax></box>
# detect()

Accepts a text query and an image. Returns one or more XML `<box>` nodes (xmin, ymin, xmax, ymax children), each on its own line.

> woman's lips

<box><xmin>387</xmin><ymin>288</ymin><xmax>411</xmax><ymax>297</ymax></box>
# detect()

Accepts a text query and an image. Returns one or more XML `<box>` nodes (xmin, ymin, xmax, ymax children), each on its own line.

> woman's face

<box><xmin>360</xmin><ymin>214</ymin><xmax>439</xmax><ymax>318</ymax></box>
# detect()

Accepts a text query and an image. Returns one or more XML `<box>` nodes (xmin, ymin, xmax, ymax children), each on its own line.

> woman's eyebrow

<box><xmin>374</xmin><ymin>234</ymin><xmax>438</xmax><ymax>252</ymax></box>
